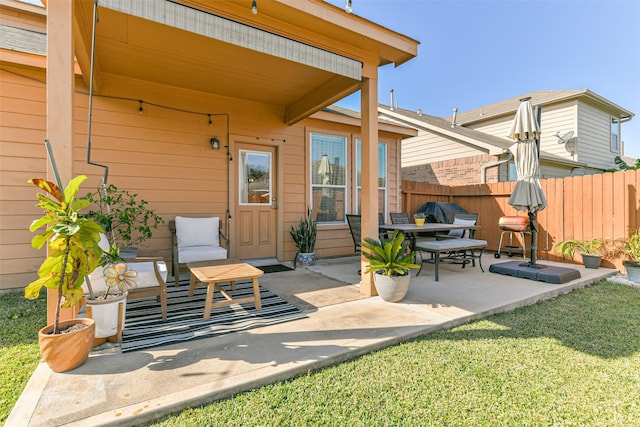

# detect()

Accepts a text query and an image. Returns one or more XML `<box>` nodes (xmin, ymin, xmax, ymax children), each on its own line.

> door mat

<box><xmin>257</xmin><ymin>264</ymin><xmax>294</xmax><ymax>273</ymax></box>
<box><xmin>121</xmin><ymin>280</ymin><xmax>307</xmax><ymax>352</ymax></box>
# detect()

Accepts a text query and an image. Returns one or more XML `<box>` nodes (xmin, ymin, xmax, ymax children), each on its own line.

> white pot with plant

<box><xmin>623</xmin><ymin>229</ymin><xmax>640</xmax><ymax>282</ymax></box>
<box><xmin>25</xmin><ymin>175</ymin><xmax>104</xmax><ymax>372</ymax></box>
<box><xmin>85</xmin><ymin>261</ymin><xmax>139</xmax><ymax>339</ymax></box>
<box><xmin>360</xmin><ymin>230</ymin><xmax>420</xmax><ymax>302</ymax></box>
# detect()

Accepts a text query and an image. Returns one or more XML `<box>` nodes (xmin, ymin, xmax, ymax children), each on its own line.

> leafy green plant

<box><xmin>83</xmin><ymin>183</ymin><xmax>164</xmax><ymax>250</ymax></box>
<box><xmin>24</xmin><ymin>176</ymin><xmax>104</xmax><ymax>334</ymax></box>
<box><xmin>623</xmin><ymin>229</ymin><xmax>640</xmax><ymax>262</ymax></box>
<box><xmin>290</xmin><ymin>210</ymin><xmax>317</xmax><ymax>254</ymax></box>
<box><xmin>555</xmin><ymin>238</ymin><xmax>604</xmax><ymax>258</ymax></box>
<box><xmin>360</xmin><ymin>230</ymin><xmax>419</xmax><ymax>276</ymax></box>
<box><xmin>413</xmin><ymin>212</ymin><xmax>426</xmax><ymax>219</ymax></box>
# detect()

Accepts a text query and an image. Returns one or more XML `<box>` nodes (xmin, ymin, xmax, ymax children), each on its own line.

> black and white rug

<box><xmin>121</xmin><ymin>280</ymin><xmax>307</xmax><ymax>352</ymax></box>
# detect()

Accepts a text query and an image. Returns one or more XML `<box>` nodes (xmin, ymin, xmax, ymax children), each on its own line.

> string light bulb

<box><xmin>251</xmin><ymin>0</ymin><xmax>257</xmax><ymax>15</ymax></box>
<box><xmin>345</xmin><ymin>0</ymin><xmax>352</xmax><ymax>13</ymax></box>
<box><xmin>208</xmin><ymin>114</ymin><xmax>213</xmax><ymax>127</ymax></box>
<box><xmin>138</xmin><ymin>100</ymin><xmax>144</xmax><ymax>114</ymax></box>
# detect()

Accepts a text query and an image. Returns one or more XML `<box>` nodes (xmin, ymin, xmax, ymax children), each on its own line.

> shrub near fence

<box><xmin>402</xmin><ymin>169</ymin><xmax>640</xmax><ymax>271</ymax></box>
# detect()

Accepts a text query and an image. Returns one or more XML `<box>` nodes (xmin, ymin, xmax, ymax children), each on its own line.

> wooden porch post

<box><xmin>359</xmin><ymin>74</ymin><xmax>379</xmax><ymax>296</ymax></box>
<box><xmin>46</xmin><ymin>0</ymin><xmax>77</xmax><ymax>324</ymax></box>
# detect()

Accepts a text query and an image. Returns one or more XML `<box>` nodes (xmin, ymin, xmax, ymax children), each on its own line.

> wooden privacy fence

<box><xmin>401</xmin><ymin>169</ymin><xmax>640</xmax><ymax>271</ymax></box>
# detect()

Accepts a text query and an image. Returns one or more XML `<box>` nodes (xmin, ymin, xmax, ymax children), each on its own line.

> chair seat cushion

<box><xmin>84</xmin><ymin>261</ymin><xmax>168</xmax><ymax>295</ymax></box>
<box><xmin>178</xmin><ymin>246</ymin><xmax>228</xmax><ymax>263</ymax></box>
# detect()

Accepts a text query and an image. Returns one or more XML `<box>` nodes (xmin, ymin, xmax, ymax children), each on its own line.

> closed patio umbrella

<box><xmin>508</xmin><ymin>98</ymin><xmax>546</xmax><ymax>264</ymax></box>
<box><xmin>318</xmin><ymin>154</ymin><xmax>333</xmax><ymax>196</ymax></box>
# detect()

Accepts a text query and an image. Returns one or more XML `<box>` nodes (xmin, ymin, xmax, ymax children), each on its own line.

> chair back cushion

<box><xmin>448</xmin><ymin>218</ymin><xmax>477</xmax><ymax>238</ymax></box>
<box><xmin>175</xmin><ymin>216</ymin><xmax>220</xmax><ymax>248</ymax></box>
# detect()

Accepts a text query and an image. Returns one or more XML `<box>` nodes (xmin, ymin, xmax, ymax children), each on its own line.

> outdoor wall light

<box><xmin>251</xmin><ymin>0</ymin><xmax>258</xmax><ymax>15</ymax></box>
<box><xmin>210</xmin><ymin>137</ymin><xmax>221</xmax><ymax>150</ymax></box>
<box><xmin>345</xmin><ymin>0</ymin><xmax>352</xmax><ymax>13</ymax></box>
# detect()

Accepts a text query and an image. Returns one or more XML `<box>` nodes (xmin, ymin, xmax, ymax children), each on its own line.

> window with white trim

<box><xmin>611</xmin><ymin>117</ymin><xmax>620</xmax><ymax>153</ymax></box>
<box><xmin>310</xmin><ymin>133</ymin><xmax>347</xmax><ymax>223</ymax></box>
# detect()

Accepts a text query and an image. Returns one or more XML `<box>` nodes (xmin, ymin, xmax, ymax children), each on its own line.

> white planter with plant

<box><xmin>361</xmin><ymin>230</ymin><xmax>419</xmax><ymax>302</ymax></box>
<box><xmin>290</xmin><ymin>211</ymin><xmax>317</xmax><ymax>268</ymax></box>
<box><xmin>85</xmin><ymin>263</ymin><xmax>139</xmax><ymax>339</ymax></box>
<box><xmin>623</xmin><ymin>229</ymin><xmax>640</xmax><ymax>282</ymax></box>
<box><xmin>25</xmin><ymin>175</ymin><xmax>104</xmax><ymax>372</ymax></box>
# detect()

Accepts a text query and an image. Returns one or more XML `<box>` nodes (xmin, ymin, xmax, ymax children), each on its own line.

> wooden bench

<box><xmin>415</xmin><ymin>239</ymin><xmax>487</xmax><ymax>281</ymax></box>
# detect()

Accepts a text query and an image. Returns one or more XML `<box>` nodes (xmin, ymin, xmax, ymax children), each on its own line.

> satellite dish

<box><xmin>554</xmin><ymin>131</ymin><xmax>574</xmax><ymax>144</ymax></box>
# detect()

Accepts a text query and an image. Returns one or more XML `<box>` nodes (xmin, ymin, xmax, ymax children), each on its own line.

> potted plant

<box><xmin>290</xmin><ymin>210</ymin><xmax>317</xmax><ymax>268</ymax></box>
<box><xmin>84</xmin><ymin>261</ymin><xmax>138</xmax><ymax>340</ymax></box>
<box><xmin>622</xmin><ymin>229</ymin><xmax>640</xmax><ymax>282</ymax></box>
<box><xmin>83</xmin><ymin>183</ymin><xmax>164</xmax><ymax>258</ymax></box>
<box><xmin>413</xmin><ymin>212</ymin><xmax>426</xmax><ymax>226</ymax></box>
<box><xmin>360</xmin><ymin>230</ymin><xmax>420</xmax><ymax>302</ymax></box>
<box><xmin>24</xmin><ymin>175</ymin><xmax>104</xmax><ymax>372</ymax></box>
<box><xmin>555</xmin><ymin>237</ymin><xmax>604</xmax><ymax>269</ymax></box>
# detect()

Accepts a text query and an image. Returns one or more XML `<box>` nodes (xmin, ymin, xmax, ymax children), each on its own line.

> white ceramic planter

<box><xmin>373</xmin><ymin>272</ymin><xmax>410</xmax><ymax>302</ymax></box>
<box><xmin>86</xmin><ymin>292</ymin><xmax>127</xmax><ymax>338</ymax></box>
<box><xmin>623</xmin><ymin>261</ymin><xmax>640</xmax><ymax>283</ymax></box>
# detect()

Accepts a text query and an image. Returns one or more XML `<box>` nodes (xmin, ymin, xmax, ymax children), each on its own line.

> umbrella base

<box><xmin>489</xmin><ymin>260</ymin><xmax>580</xmax><ymax>284</ymax></box>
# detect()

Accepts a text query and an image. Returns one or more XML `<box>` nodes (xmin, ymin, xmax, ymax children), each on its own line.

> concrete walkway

<box><xmin>8</xmin><ymin>255</ymin><xmax>615</xmax><ymax>426</ymax></box>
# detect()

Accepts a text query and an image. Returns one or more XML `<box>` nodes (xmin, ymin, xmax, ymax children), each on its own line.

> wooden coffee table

<box><xmin>187</xmin><ymin>260</ymin><xmax>264</xmax><ymax>320</ymax></box>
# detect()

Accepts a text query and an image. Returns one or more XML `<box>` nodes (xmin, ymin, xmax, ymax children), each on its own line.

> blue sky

<box><xmin>325</xmin><ymin>0</ymin><xmax>640</xmax><ymax>159</ymax></box>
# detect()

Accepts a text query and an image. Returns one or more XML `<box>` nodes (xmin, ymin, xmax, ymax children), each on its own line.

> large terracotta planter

<box><xmin>38</xmin><ymin>318</ymin><xmax>95</xmax><ymax>373</ymax></box>
<box><xmin>373</xmin><ymin>271</ymin><xmax>410</xmax><ymax>302</ymax></box>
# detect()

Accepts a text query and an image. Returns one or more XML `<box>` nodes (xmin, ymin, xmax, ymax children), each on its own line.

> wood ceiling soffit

<box><xmin>285</xmin><ymin>76</ymin><xmax>361</xmax><ymax>125</ymax></box>
<box><xmin>98</xmin><ymin>0</ymin><xmax>362</xmax><ymax>80</ymax></box>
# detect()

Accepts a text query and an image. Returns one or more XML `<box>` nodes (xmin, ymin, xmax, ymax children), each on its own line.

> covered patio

<box><xmin>9</xmin><ymin>255</ymin><xmax>616</xmax><ymax>426</ymax></box>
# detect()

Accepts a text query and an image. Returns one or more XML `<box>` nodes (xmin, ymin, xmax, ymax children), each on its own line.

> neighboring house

<box><xmin>0</xmin><ymin>0</ymin><xmax>418</xmax><ymax>295</ymax></box>
<box><xmin>379</xmin><ymin>90</ymin><xmax>634</xmax><ymax>186</ymax></box>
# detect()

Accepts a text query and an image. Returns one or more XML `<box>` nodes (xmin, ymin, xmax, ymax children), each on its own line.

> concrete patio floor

<box><xmin>8</xmin><ymin>255</ymin><xmax>616</xmax><ymax>426</ymax></box>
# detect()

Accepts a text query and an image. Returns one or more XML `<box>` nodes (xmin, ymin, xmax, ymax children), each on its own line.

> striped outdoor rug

<box><xmin>121</xmin><ymin>280</ymin><xmax>307</xmax><ymax>352</ymax></box>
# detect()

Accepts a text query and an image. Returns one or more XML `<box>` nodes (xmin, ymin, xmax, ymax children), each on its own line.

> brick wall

<box><xmin>402</xmin><ymin>154</ymin><xmax>501</xmax><ymax>186</ymax></box>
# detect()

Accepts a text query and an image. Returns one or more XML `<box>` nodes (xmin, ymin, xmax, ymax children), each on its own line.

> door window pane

<box><xmin>239</xmin><ymin>150</ymin><xmax>271</xmax><ymax>205</ymax></box>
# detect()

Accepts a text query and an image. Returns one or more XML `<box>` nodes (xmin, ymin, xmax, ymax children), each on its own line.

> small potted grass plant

<box><xmin>360</xmin><ymin>230</ymin><xmax>419</xmax><ymax>302</ymax></box>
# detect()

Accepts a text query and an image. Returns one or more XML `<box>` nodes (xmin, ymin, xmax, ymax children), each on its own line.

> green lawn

<box><xmin>3</xmin><ymin>281</ymin><xmax>639</xmax><ymax>426</ymax></box>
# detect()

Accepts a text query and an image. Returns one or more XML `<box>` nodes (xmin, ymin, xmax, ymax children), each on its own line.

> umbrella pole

<box><xmin>528</xmin><ymin>210</ymin><xmax>537</xmax><ymax>265</ymax></box>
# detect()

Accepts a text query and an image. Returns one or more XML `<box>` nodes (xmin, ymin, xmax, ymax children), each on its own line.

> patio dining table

<box><xmin>378</xmin><ymin>222</ymin><xmax>480</xmax><ymax>240</ymax></box>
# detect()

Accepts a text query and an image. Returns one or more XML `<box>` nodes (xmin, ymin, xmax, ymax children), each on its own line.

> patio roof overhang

<box><xmin>71</xmin><ymin>0</ymin><xmax>419</xmax><ymax>125</ymax></box>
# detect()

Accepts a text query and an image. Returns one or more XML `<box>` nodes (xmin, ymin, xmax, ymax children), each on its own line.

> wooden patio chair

<box><xmin>170</xmin><ymin>216</ymin><xmax>228</xmax><ymax>284</ymax></box>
